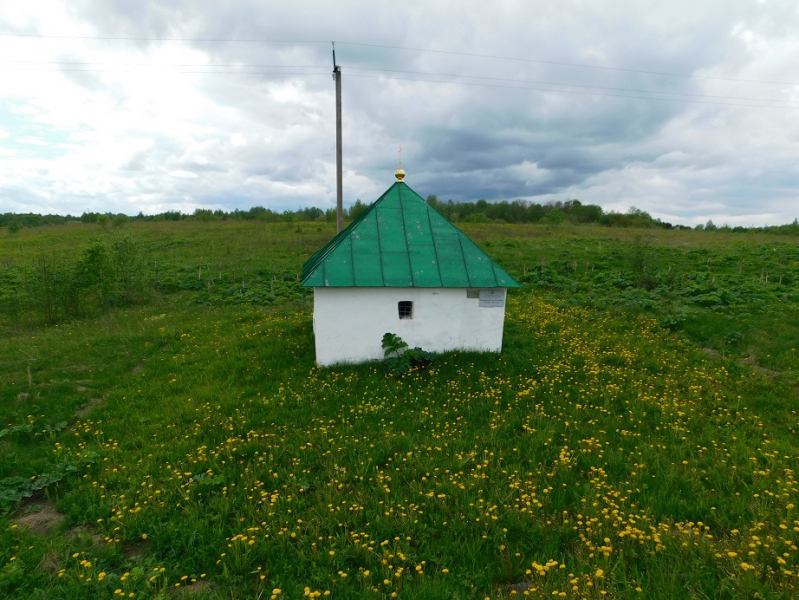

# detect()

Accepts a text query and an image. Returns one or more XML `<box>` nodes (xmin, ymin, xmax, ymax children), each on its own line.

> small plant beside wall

<box><xmin>381</xmin><ymin>332</ymin><xmax>436</xmax><ymax>377</ymax></box>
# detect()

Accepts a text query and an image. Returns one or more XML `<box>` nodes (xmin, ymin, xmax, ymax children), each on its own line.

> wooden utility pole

<box><xmin>333</xmin><ymin>43</ymin><xmax>343</xmax><ymax>233</ymax></box>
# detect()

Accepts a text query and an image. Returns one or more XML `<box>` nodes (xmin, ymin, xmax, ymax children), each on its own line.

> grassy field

<box><xmin>1</xmin><ymin>221</ymin><xmax>798</xmax><ymax>599</ymax></box>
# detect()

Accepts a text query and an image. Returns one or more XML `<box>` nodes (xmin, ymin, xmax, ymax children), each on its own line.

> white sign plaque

<box><xmin>478</xmin><ymin>288</ymin><xmax>506</xmax><ymax>308</ymax></box>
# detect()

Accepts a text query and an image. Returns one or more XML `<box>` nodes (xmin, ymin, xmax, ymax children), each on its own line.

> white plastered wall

<box><xmin>312</xmin><ymin>287</ymin><xmax>508</xmax><ymax>366</ymax></box>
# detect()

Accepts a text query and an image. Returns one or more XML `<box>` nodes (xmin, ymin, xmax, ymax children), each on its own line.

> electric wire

<box><xmin>2</xmin><ymin>32</ymin><xmax>797</xmax><ymax>87</ymax></box>
<box><xmin>1</xmin><ymin>35</ymin><xmax>796</xmax><ymax>108</ymax></box>
<box><xmin>346</xmin><ymin>73</ymin><xmax>795</xmax><ymax>109</ymax></box>
<box><xmin>2</xmin><ymin>59</ymin><xmax>796</xmax><ymax>104</ymax></box>
<box><xmin>338</xmin><ymin>42</ymin><xmax>799</xmax><ymax>87</ymax></box>
<box><xmin>1</xmin><ymin>61</ymin><xmax>794</xmax><ymax>108</ymax></box>
<box><xmin>0</xmin><ymin>65</ymin><xmax>327</xmax><ymax>76</ymax></box>
<box><xmin>0</xmin><ymin>33</ymin><xmax>323</xmax><ymax>44</ymax></box>
<box><xmin>0</xmin><ymin>60</ymin><xmax>323</xmax><ymax>68</ymax></box>
<box><xmin>346</xmin><ymin>66</ymin><xmax>798</xmax><ymax>105</ymax></box>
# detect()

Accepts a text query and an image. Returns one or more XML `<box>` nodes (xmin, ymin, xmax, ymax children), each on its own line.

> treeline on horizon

<box><xmin>2</xmin><ymin>195</ymin><xmax>799</xmax><ymax>235</ymax></box>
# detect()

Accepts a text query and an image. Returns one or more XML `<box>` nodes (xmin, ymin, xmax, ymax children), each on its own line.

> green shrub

<box><xmin>381</xmin><ymin>332</ymin><xmax>436</xmax><ymax>377</ymax></box>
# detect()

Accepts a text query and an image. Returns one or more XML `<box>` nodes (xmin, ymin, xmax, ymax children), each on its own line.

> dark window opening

<box><xmin>398</xmin><ymin>301</ymin><xmax>413</xmax><ymax>319</ymax></box>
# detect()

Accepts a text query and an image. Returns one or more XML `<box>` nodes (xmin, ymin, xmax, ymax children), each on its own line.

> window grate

<box><xmin>398</xmin><ymin>301</ymin><xmax>413</xmax><ymax>319</ymax></box>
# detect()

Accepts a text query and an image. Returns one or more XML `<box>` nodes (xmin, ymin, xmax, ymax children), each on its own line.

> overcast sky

<box><xmin>1</xmin><ymin>0</ymin><xmax>798</xmax><ymax>226</ymax></box>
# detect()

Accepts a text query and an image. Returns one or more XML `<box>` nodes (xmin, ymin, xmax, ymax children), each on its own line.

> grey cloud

<box><xmin>2</xmin><ymin>0</ymin><xmax>798</xmax><ymax>225</ymax></box>
<box><xmin>121</xmin><ymin>150</ymin><xmax>148</xmax><ymax>171</ymax></box>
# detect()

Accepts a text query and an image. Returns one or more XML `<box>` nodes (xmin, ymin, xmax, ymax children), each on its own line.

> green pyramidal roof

<box><xmin>302</xmin><ymin>181</ymin><xmax>520</xmax><ymax>288</ymax></box>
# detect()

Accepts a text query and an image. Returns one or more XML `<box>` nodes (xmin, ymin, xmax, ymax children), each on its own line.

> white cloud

<box><xmin>0</xmin><ymin>0</ymin><xmax>797</xmax><ymax>225</ymax></box>
<box><xmin>169</xmin><ymin>170</ymin><xmax>199</xmax><ymax>179</ymax></box>
<box><xmin>17</xmin><ymin>136</ymin><xmax>48</xmax><ymax>145</ymax></box>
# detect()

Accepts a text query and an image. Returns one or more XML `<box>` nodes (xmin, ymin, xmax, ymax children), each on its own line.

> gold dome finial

<box><xmin>395</xmin><ymin>144</ymin><xmax>405</xmax><ymax>181</ymax></box>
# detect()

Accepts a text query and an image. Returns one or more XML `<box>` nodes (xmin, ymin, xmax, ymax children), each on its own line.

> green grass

<box><xmin>0</xmin><ymin>222</ymin><xmax>798</xmax><ymax>598</ymax></box>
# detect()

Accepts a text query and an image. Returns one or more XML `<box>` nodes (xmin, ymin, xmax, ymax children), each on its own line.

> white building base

<box><xmin>312</xmin><ymin>287</ymin><xmax>508</xmax><ymax>366</ymax></box>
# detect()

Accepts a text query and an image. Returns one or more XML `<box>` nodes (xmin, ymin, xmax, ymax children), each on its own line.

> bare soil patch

<box><xmin>38</xmin><ymin>551</ymin><xmax>60</xmax><ymax>575</ymax></box>
<box><xmin>75</xmin><ymin>397</ymin><xmax>104</xmax><ymax>418</ymax></box>
<box><xmin>124</xmin><ymin>539</ymin><xmax>151</xmax><ymax>559</ymax></box>
<box><xmin>703</xmin><ymin>347</ymin><xmax>781</xmax><ymax>377</ymax></box>
<box><xmin>507</xmin><ymin>581</ymin><xmax>533</xmax><ymax>594</ymax></box>
<box><xmin>740</xmin><ymin>356</ymin><xmax>779</xmax><ymax>376</ymax></box>
<box><xmin>61</xmin><ymin>365</ymin><xmax>93</xmax><ymax>373</ymax></box>
<box><xmin>132</xmin><ymin>362</ymin><xmax>144</xmax><ymax>374</ymax></box>
<box><xmin>67</xmin><ymin>523</ymin><xmax>106</xmax><ymax>546</ymax></box>
<box><xmin>170</xmin><ymin>580</ymin><xmax>211</xmax><ymax>596</ymax></box>
<box><xmin>14</xmin><ymin>501</ymin><xmax>65</xmax><ymax>536</ymax></box>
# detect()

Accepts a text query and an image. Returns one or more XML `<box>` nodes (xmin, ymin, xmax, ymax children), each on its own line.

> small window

<box><xmin>466</xmin><ymin>289</ymin><xmax>480</xmax><ymax>299</ymax></box>
<box><xmin>398</xmin><ymin>301</ymin><xmax>413</xmax><ymax>319</ymax></box>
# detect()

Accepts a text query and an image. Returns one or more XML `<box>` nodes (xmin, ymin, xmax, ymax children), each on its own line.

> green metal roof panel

<box><xmin>327</xmin><ymin>237</ymin><xmax>355</xmax><ymax>287</ymax></box>
<box><xmin>301</xmin><ymin>197</ymin><xmax>378</xmax><ymax>282</ymax></box>
<box><xmin>377</xmin><ymin>207</ymin><xmax>407</xmax><ymax>254</ymax></box>
<box><xmin>407</xmin><ymin>243</ymin><xmax>440</xmax><ymax>286</ymax></box>
<box><xmin>350</xmin><ymin>211</ymin><xmax>383</xmax><ymax>286</ymax></box>
<box><xmin>460</xmin><ymin>238</ymin><xmax>498</xmax><ymax>285</ymax></box>
<box><xmin>302</xmin><ymin>181</ymin><xmax>520</xmax><ymax>288</ymax></box>
<box><xmin>425</xmin><ymin>211</ymin><xmax>469</xmax><ymax>287</ymax></box>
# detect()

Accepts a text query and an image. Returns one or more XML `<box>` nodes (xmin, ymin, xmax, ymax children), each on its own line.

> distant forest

<box><xmin>2</xmin><ymin>196</ymin><xmax>799</xmax><ymax>235</ymax></box>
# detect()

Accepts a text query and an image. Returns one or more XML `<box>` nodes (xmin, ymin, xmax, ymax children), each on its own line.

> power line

<box><xmin>2</xmin><ymin>32</ymin><xmax>797</xmax><ymax>87</ymax></box>
<box><xmin>346</xmin><ymin>66</ymin><xmax>799</xmax><ymax>105</ymax></box>
<box><xmin>0</xmin><ymin>66</ymin><xmax>327</xmax><ymax>76</ymax></box>
<box><xmin>0</xmin><ymin>60</ymin><xmax>324</xmax><ymax>68</ymax></box>
<box><xmin>339</xmin><ymin>42</ymin><xmax>799</xmax><ymax>87</ymax></box>
<box><xmin>0</xmin><ymin>32</ymin><xmax>324</xmax><ymax>44</ymax></box>
<box><xmin>1</xmin><ymin>60</ymin><xmax>795</xmax><ymax>105</ymax></box>
<box><xmin>1</xmin><ymin>67</ymin><xmax>794</xmax><ymax>109</ymax></box>
<box><xmin>347</xmin><ymin>73</ymin><xmax>796</xmax><ymax>109</ymax></box>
